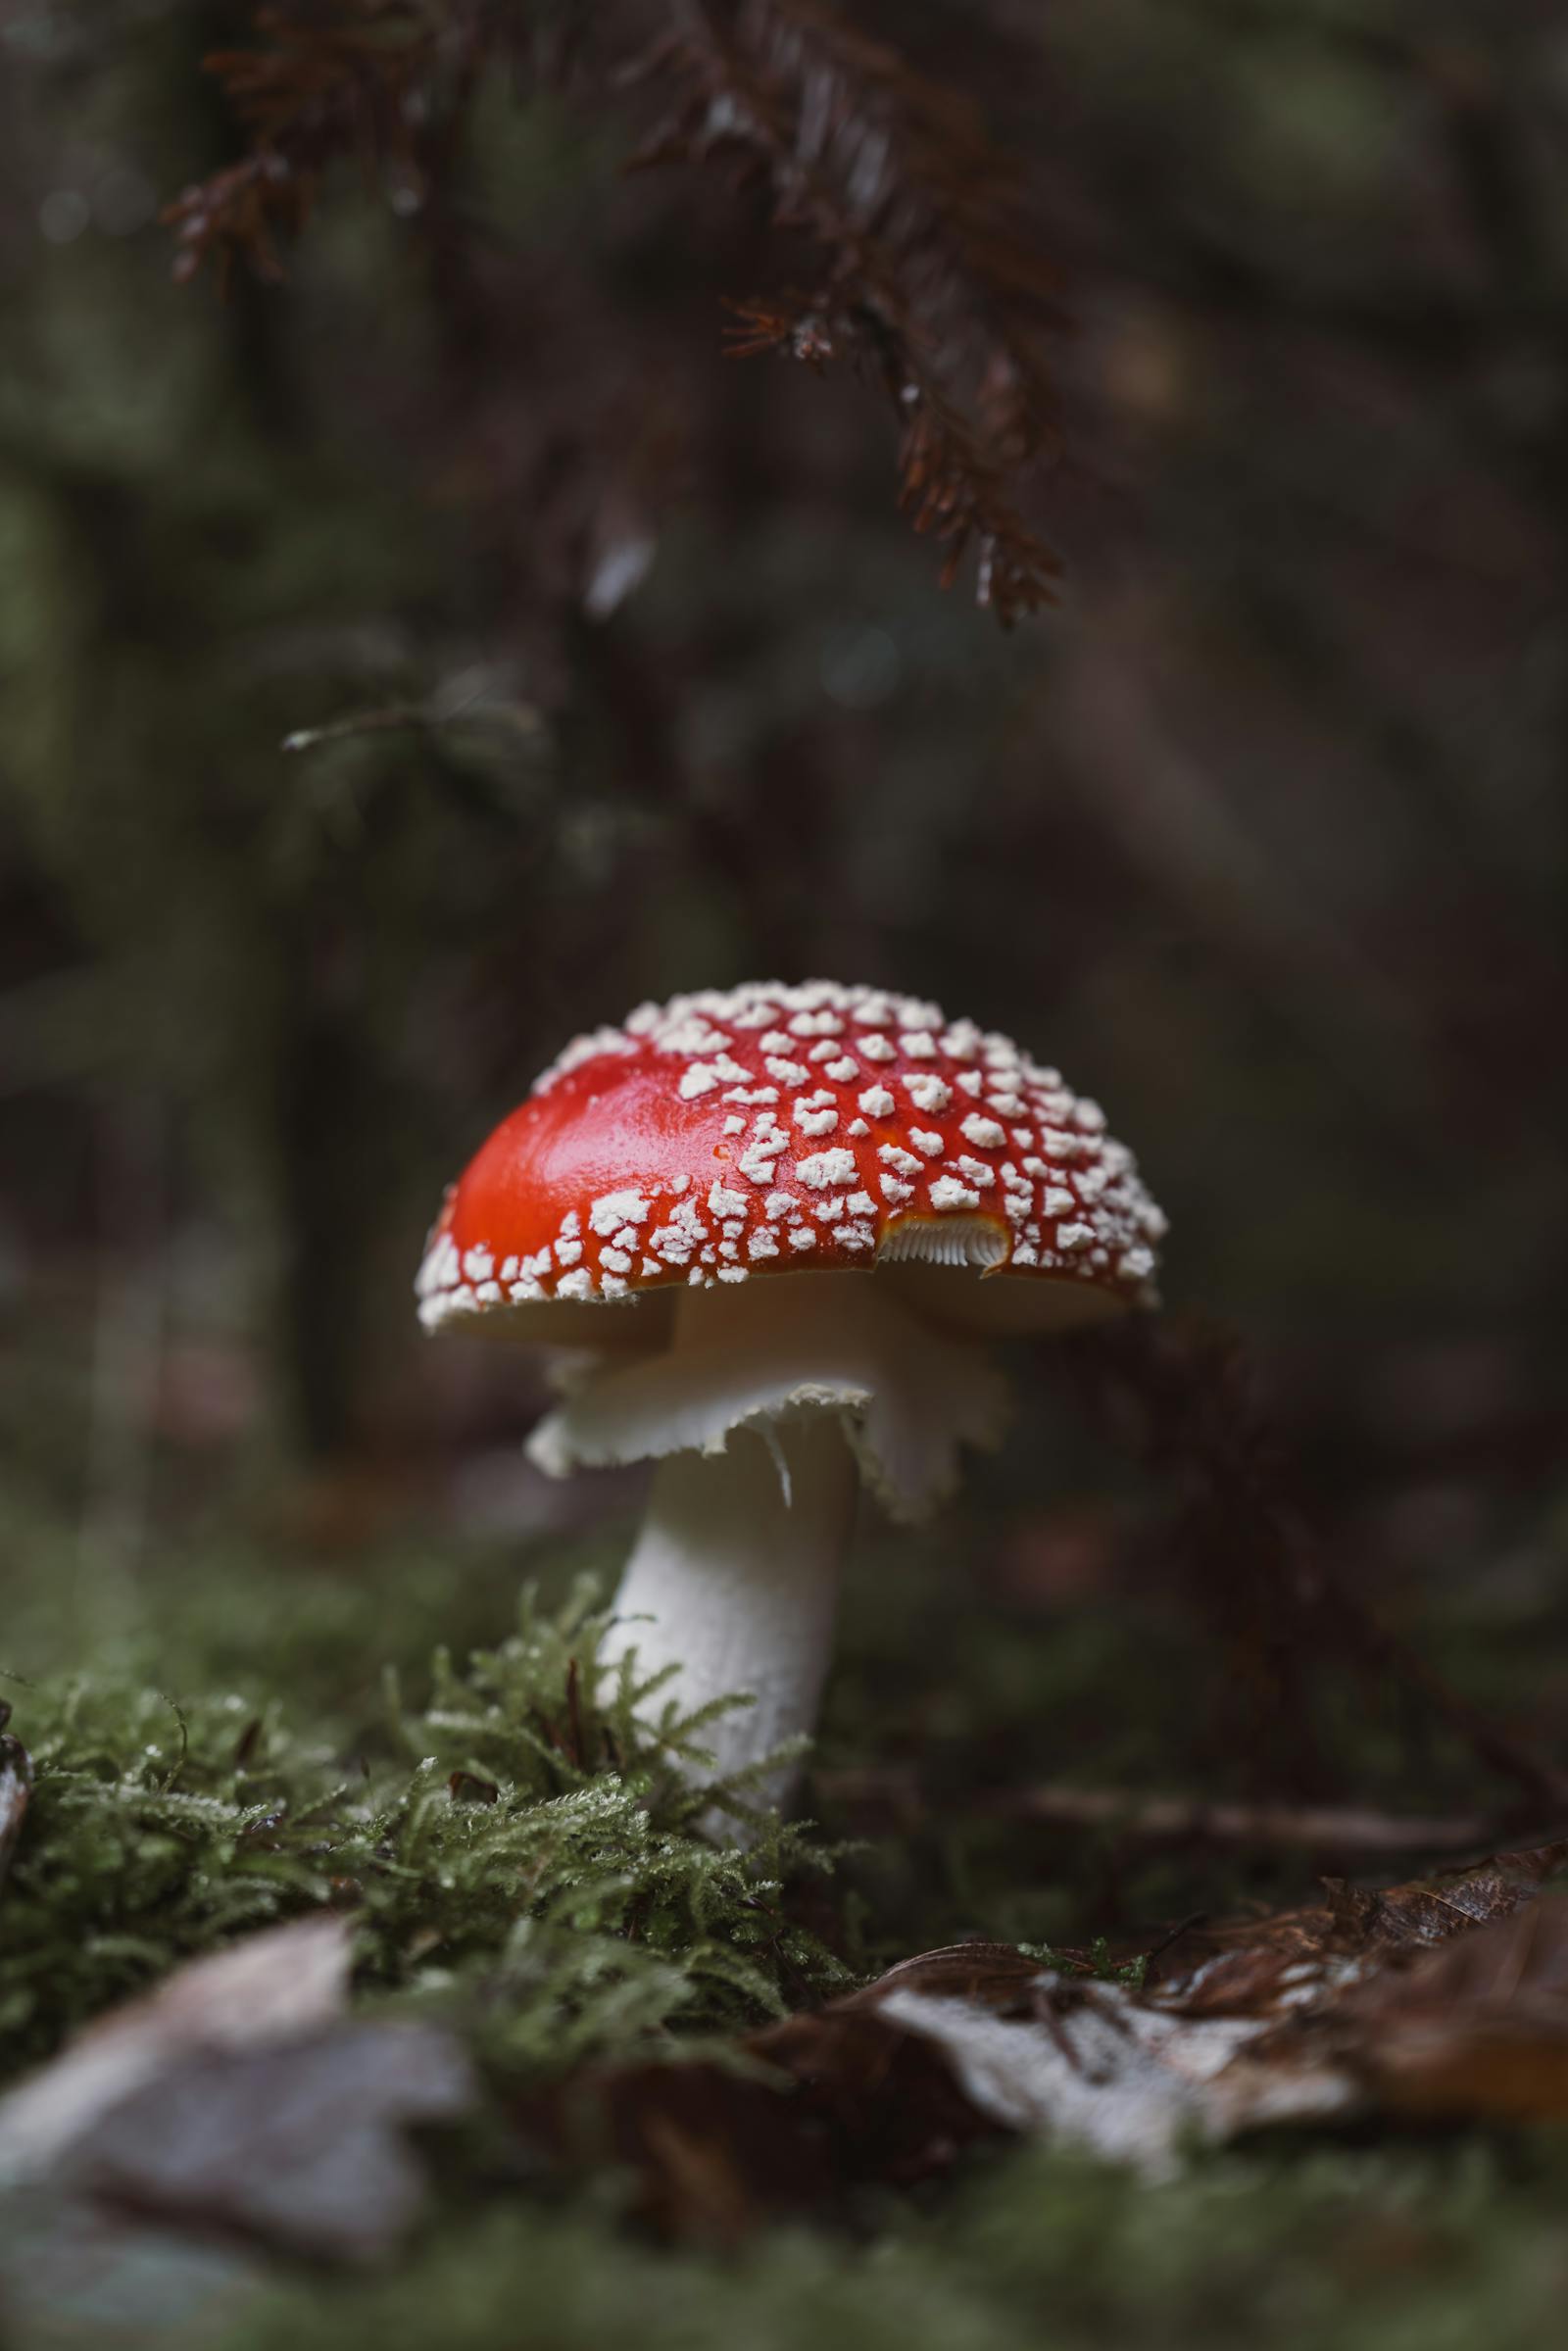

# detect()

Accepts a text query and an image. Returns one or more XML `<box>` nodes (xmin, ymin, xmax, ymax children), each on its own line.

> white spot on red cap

<box><xmin>589</xmin><ymin>1189</ymin><xmax>651</xmax><ymax>1237</ymax></box>
<box><xmin>930</xmin><ymin>1176</ymin><xmax>981</xmax><ymax>1212</ymax></box>
<box><xmin>954</xmin><ymin>1155</ymin><xmax>998</xmax><ymax>1188</ymax></box>
<box><xmin>905</xmin><ymin>1072</ymin><xmax>952</xmax><ymax>1114</ymax></box>
<box><xmin>797</xmin><ymin>1149</ymin><xmax>858</xmax><ymax>1190</ymax></box>
<box><xmin>793</xmin><ymin>1099</ymin><xmax>840</xmax><ymax>1137</ymax></box>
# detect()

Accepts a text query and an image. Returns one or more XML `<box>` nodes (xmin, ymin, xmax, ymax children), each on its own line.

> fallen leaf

<box><xmin>1338</xmin><ymin>1895</ymin><xmax>1568</xmax><ymax>2121</ymax></box>
<box><xmin>522</xmin><ymin>1841</ymin><xmax>1568</xmax><ymax>2227</ymax></box>
<box><xmin>0</xmin><ymin>1913</ymin><xmax>475</xmax><ymax>2265</ymax></box>
<box><xmin>0</xmin><ymin>1914</ymin><xmax>353</xmax><ymax>2181</ymax></box>
<box><xmin>528</xmin><ymin>1943</ymin><xmax>1036</xmax><ymax>2243</ymax></box>
<box><xmin>70</xmin><ymin>2021</ymin><xmax>474</xmax><ymax>2264</ymax></box>
<box><xmin>1144</xmin><ymin>1836</ymin><xmax>1568</xmax><ymax>2019</ymax></box>
<box><xmin>878</xmin><ymin>1978</ymin><xmax>1289</xmax><ymax>2174</ymax></box>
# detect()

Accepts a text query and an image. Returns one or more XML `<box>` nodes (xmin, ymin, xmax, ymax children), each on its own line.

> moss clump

<box><xmin>226</xmin><ymin>2140</ymin><xmax>1568</xmax><ymax>2351</ymax></box>
<box><xmin>0</xmin><ymin>1581</ymin><xmax>848</xmax><ymax>2081</ymax></box>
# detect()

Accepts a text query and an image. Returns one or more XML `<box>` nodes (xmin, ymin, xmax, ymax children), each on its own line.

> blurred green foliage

<box><xmin>230</xmin><ymin>2141</ymin><xmax>1568</xmax><ymax>2351</ymax></box>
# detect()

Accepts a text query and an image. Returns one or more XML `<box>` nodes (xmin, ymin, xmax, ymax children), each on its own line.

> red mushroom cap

<box><xmin>416</xmin><ymin>982</ymin><xmax>1165</xmax><ymax>1333</ymax></box>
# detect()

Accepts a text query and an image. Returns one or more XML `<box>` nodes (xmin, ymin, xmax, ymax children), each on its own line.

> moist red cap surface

<box><xmin>416</xmin><ymin>981</ymin><xmax>1165</xmax><ymax>1329</ymax></box>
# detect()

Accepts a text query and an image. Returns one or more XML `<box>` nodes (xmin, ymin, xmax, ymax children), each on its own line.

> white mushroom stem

<box><xmin>530</xmin><ymin>1273</ymin><xmax>1014</xmax><ymax>1826</ymax></box>
<box><xmin>601</xmin><ymin>1412</ymin><xmax>858</xmax><ymax>1813</ymax></box>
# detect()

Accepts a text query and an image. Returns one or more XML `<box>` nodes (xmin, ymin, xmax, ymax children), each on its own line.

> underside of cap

<box><xmin>446</xmin><ymin>1252</ymin><xmax>1132</xmax><ymax>1354</ymax></box>
<box><xmin>526</xmin><ymin>1273</ymin><xmax>1012</xmax><ymax>1523</ymax></box>
<box><xmin>875</xmin><ymin>1214</ymin><xmax>1008</xmax><ymax>1269</ymax></box>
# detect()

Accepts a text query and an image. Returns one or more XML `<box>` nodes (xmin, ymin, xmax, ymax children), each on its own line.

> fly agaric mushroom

<box><xmin>416</xmin><ymin>982</ymin><xmax>1165</xmax><ymax>1813</ymax></box>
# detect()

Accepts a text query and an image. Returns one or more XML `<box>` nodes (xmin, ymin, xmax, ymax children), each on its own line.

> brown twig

<box><xmin>814</xmin><ymin>1765</ymin><xmax>1520</xmax><ymax>1861</ymax></box>
<box><xmin>983</xmin><ymin>1785</ymin><xmax>1507</xmax><ymax>1857</ymax></box>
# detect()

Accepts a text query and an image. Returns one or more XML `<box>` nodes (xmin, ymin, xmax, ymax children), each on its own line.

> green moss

<box><xmin>228</xmin><ymin>2140</ymin><xmax>1568</xmax><ymax>2351</ymax></box>
<box><xmin>0</xmin><ymin>1579</ymin><xmax>848</xmax><ymax>2080</ymax></box>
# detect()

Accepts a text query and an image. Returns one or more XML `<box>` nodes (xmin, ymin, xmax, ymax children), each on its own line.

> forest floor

<box><xmin>3</xmin><ymin>1475</ymin><xmax>1567</xmax><ymax>2350</ymax></box>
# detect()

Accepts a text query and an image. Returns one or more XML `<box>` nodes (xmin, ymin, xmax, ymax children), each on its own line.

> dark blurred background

<box><xmin>2</xmin><ymin>1</ymin><xmax>1565</xmax><ymax>1812</ymax></box>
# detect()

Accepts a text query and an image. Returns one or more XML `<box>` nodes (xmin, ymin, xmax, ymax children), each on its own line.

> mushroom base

<box><xmin>602</xmin><ymin>1411</ymin><xmax>858</xmax><ymax>1822</ymax></box>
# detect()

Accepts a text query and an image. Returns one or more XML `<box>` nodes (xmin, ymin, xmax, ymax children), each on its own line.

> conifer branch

<box><xmin>635</xmin><ymin>0</ymin><xmax>1065</xmax><ymax>619</ymax></box>
<box><xmin>165</xmin><ymin>0</ymin><xmax>1069</xmax><ymax>620</ymax></box>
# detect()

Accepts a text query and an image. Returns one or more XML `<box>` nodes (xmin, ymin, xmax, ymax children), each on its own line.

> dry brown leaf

<box><xmin>522</xmin><ymin>1841</ymin><xmax>1568</xmax><ymax>2229</ymax></box>
<box><xmin>1145</xmin><ymin>1837</ymin><xmax>1568</xmax><ymax>2019</ymax></box>
<box><xmin>528</xmin><ymin>1942</ymin><xmax>1036</xmax><ymax>2243</ymax></box>
<box><xmin>1338</xmin><ymin>1896</ymin><xmax>1568</xmax><ymax>2121</ymax></box>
